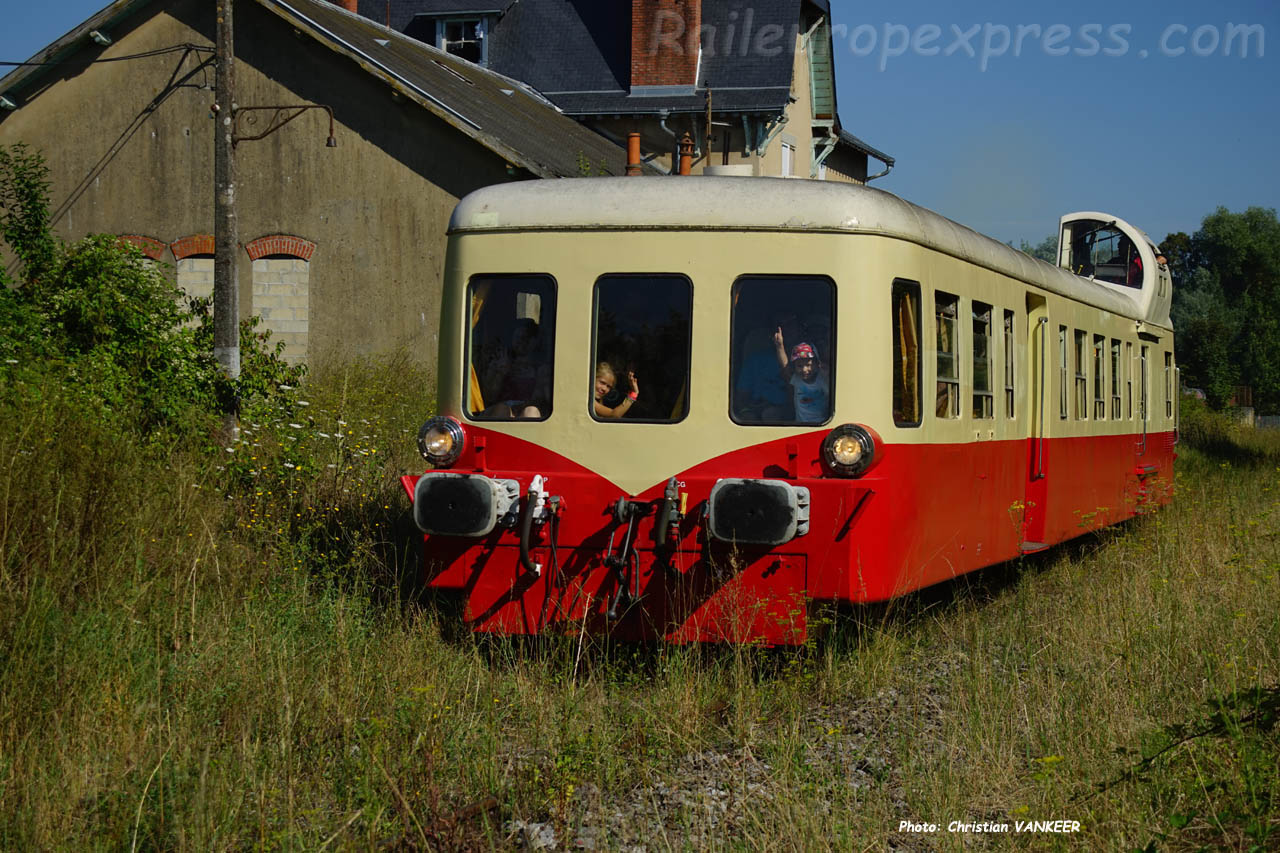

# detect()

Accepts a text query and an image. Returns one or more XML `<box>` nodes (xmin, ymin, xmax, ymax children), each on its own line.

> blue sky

<box><xmin>3</xmin><ymin>0</ymin><xmax>1276</xmax><ymax>247</ymax></box>
<box><xmin>828</xmin><ymin>0</ymin><xmax>1279</xmax><ymax>245</ymax></box>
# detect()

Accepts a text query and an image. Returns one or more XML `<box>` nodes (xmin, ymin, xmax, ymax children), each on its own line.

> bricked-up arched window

<box><xmin>118</xmin><ymin>234</ymin><xmax>166</xmax><ymax>260</ymax></box>
<box><xmin>170</xmin><ymin>234</ymin><xmax>216</xmax><ymax>310</ymax></box>
<box><xmin>246</xmin><ymin>235</ymin><xmax>316</xmax><ymax>366</ymax></box>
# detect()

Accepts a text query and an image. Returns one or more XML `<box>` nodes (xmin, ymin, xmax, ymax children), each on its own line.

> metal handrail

<box><xmin>1036</xmin><ymin>316</ymin><xmax>1047</xmax><ymax>478</ymax></box>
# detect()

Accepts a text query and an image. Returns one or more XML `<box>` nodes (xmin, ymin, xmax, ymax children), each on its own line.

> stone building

<box><xmin>0</xmin><ymin>0</ymin><xmax>628</xmax><ymax>367</ymax></box>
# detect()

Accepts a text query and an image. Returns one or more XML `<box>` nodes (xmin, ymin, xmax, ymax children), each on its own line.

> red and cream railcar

<box><xmin>403</xmin><ymin>178</ymin><xmax>1176</xmax><ymax>644</ymax></box>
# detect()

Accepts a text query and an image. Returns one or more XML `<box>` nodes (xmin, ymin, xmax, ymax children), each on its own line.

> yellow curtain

<box><xmin>468</xmin><ymin>282</ymin><xmax>491</xmax><ymax>413</ymax></box>
<box><xmin>897</xmin><ymin>293</ymin><xmax>920</xmax><ymax>422</ymax></box>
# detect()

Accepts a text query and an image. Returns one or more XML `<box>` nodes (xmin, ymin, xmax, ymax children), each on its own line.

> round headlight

<box><xmin>821</xmin><ymin>424</ymin><xmax>875</xmax><ymax>477</ymax></box>
<box><xmin>417</xmin><ymin>416</ymin><xmax>465</xmax><ymax>468</ymax></box>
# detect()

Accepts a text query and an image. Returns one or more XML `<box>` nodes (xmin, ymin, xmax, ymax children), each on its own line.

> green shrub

<box><xmin>0</xmin><ymin>144</ymin><xmax>302</xmax><ymax>439</ymax></box>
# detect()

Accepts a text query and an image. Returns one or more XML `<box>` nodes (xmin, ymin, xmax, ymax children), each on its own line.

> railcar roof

<box><xmin>450</xmin><ymin>176</ymin><xmax>1155</xmax><ymax>324</ymax></box>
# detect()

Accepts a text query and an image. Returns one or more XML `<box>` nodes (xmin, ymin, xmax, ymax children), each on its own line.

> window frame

<box><xmin>1126</xmin><ymin>341</ymin><xmax>1134</xmax><ymax>420</ymax></box>
<box><xmin>436</xmin><ymin>17</ymin><xmax>488</xmax><ymax>64</ymax></box>
<box><xmin>1074</xmin><ymin>329</ymin><xmax>1088</xmax><ymax>420</ymax></box>
<box><xmin>1110</xmin><ymin>339</ymin><xmax>1122</xmax><ymax>420</ymax></box>
<box><xmin>1165</xmin><ymin>351</ymin><xmax>1174</xmax><ymax>419</ymax></box>
<box><xmin>590</xmin><ymin>272</ymin><xmax>695</xmax><ymax>425</ymax></box>
<box><xmin>1093</xmin><ymin>334</ymin><xmax>1106</xmax><ymax>420</ymax></box>
<box><xmin>892</xmin><ymin>279</ymin><xmax>923</xmax><ymax>428</ymax></box>
<box><xmin>1058</xmin><ymin>325</ymin><xmax>1068</xmax><ymax>420</ymax></box>
<box><xmin>728</xmin><ymin>273</ymin><xmax>838</xmax><ymax>427</ymax></box>
<box><xmin>935</xmin><ymin>291</ymin><xmax>961</xmax><ymax>420</ymax></box>
<box><xmin>972</xmin><ymin>301</ymin><xmax>994</xmax><ymax>420</ymax></box>
<box><xmin>463</xmin><ymin>273</ymin><xmax>559</xmax><ymax>423</ymax></box>
<box><xmin>1003</xmin><ymin>309</ymin><xmax>1016</xmax><ymax>420</ymax></box>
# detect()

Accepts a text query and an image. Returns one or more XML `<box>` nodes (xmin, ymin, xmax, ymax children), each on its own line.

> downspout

<box><xmin>866</xmin><ymin>155</ymin><xmax>893</xmax><ymax>182</ymax></box>
<box><xmin>659</xmin><ymin>110</ymin><xmax>679</xmax><ymax>164</ymax></box>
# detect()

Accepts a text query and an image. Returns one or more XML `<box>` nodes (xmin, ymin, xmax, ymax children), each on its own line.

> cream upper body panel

<box><xmin>449</xmin><ymin>177</ymin><xmax>1169</xmax><ymax>330</ymax></box>
<box><xmin>438</xmin><ymin>223</ymin><xmax>1170</xmax><ymax>496</ymax></box>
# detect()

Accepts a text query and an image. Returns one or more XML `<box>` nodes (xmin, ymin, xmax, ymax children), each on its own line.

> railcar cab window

<box><xmin>592</xmin><ymin>275</ymin><xmax>692</xmax><ymax>422</ymax></box>
<box><xmin>935</xmin><ymin>292</ymin><xmax>960</xmax><ymax>419</ymax></box>
<box><xmin>1067</xmin><ymin>220</ymin><xmax>1144</xmax><ymax>288</ymax></box>
<box><xmin>730</xmin><ymin>276</ymin><xmax>834</xmax><ymax>425</ymax></box>
<box><xmin>466</xmin><ymin>275</ymin><xmax>556</xmax><ymax>420</ymax></box>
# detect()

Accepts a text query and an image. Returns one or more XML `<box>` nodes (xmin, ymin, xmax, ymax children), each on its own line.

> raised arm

<box><xmin>595</xmin><ymin>370</ymin><xmax>640</xmax><ymax>418</ymax></box>
<box><xmin>774</xmin><ymin>327</ymin><xmax>791</xmax><ymax>375</ymax></box>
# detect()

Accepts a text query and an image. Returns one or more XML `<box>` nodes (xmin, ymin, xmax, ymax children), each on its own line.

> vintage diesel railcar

<box><xmin>402</xmin><ymin>177</ymin><xmax>1176</xmax><ymax>644</ymax></box>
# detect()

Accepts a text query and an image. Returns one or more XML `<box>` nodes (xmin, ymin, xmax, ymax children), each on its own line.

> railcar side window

<box><xmin>1126</xmin><ymin>342</ymin><xmax>1134</xmax><ymax>419</ymax></box>
<box><xmin>972</xmin><ymin>302</ymin><xmax>993</xmax><ymax>419</ymax></box>
<box><xmin>1093</xmin><ymin>335</ymin><xmax>1106</xmax><ymax>420</ymax></box>
<box><xmin>1058</xmin><ymin>326</ymin><xmax>1068</xmax><ymax>420</ymax></box>
<box><xmin>592</xmin><ymin>274</ymin><xmax>692</xmax><ymax>422</ymax></box>
<box><xmin>1110</xmin><ymin>339</ymin><xmax>1122</xmax><ymax>419</ymax></box>
<box><xmin>1003</xmin><ymin>310</ymin><xmax>1015</xmax><ymax>419</ymax></box>
<box><xmin>730</xmin><ymin>276</ymin><xmax>834</xmax><ymax>425</ymax></box>
<box><xmin>892</xmin><ymin>280</ymin><xmax>922</xmax><ymax>427</ymax></box>
<box><xmin>1074</xmin><ymin>330</ymin><xmax>1088</xmax><ymax>420</ymax></box>
<box><xmin>935</xmin><ymin>292</ymin><xmax>960</xmax><ymax>419</ymax></box>
<box><xmin>466</xmin><ymin>275</ymin><xmax>556</xmax><ymax>420</ymax></box>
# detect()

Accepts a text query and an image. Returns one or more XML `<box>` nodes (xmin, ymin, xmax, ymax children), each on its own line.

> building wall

<box><xmin>584</xmin><ymin>30</ymin><xmax>868</xmax><ymax>183</ymax></box>
<box><xmin>0</xmin><ymin>0</ymin><xmax>520</xmax><ymax>372</ymax></box>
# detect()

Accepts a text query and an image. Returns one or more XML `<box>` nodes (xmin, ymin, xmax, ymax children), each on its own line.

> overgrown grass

<box><xmin>2</xmin><ymin>377</ymin><xmax>1277</xmax><ymax>850</ymax></box>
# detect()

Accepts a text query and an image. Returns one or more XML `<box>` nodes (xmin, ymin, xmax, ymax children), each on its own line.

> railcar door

<box><xmin>1021</xmin><ymin>295</ymin><xmax>1050</xmax><ymax>551</ymax></box>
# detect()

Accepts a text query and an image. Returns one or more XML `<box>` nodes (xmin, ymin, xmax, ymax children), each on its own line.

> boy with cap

<box><xmin>774</xmin><ymin>327</ymin><xmax>831</xmax><ymax>423</ymax></box>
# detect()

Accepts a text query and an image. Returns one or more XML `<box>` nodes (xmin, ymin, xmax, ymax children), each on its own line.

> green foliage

<box><xmin>1167</xmin><ymin>206</ymin><xmax>1280</xmax><ymax>412</ymax></box>
<box><xmin>0</xmin><ymin>143</ymin><xmax>301</xmax><ymax>437</ymax></box>
<box><xmin>1171</xmin><ymin>269</ymin><xmax>1239</xmax><ymax>408</ymax></box>
<box><xmin>1018</xmin><ymin>233</ymin><xmax>1058</xmax><ymax>264</ymax></box>
<box><xmin>0</xmin><ymin>142</ymin><xmax>57</xmax><ymax>283</ymax></box>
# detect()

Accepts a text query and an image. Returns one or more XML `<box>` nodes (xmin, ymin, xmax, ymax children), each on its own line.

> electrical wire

<box><xmin>1</xmin><ymin>43</ymin><xmax>213</xmax><ymax>68</ymax></box>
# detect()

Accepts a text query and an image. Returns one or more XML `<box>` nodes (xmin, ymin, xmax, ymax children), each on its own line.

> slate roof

<box><xmin>0</xmin><ymin>0</ymin><xmax>630</xmax><ymax>178</ymax></box>
<box><xmin>390</xmin><ymin>0</ymin><xmax>806</xmax><ymax>116</ymax></box>
<box><xmin>262</xmin><ymin>0</ymin><xmax>628</xmax><ymax>176</ymax></box>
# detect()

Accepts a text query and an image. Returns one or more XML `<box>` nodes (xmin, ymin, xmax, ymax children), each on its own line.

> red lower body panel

<box><xmin>404</xmin><ymin>427</ymin><xmax>1175</xmax><ymax>644</ymax></box>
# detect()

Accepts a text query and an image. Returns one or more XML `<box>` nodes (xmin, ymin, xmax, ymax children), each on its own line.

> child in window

<box><xmin>593</xmin><ymin>361</ymin><xmax>639</xmax><ymax>419</ymax></box>
<box><xmin>774</xmin><ymin>327</ymin><xmax>830</xmax><ymax>423</ymax></box>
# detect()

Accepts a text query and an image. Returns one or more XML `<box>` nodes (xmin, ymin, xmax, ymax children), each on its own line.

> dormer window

<box><xmin>437</xmin><ymin>17</ymin><xmax>487</xmax><ymax>65</ymax></box>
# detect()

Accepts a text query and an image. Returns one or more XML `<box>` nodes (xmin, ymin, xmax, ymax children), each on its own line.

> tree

<box><xmin>1018</xmin><ymin>234</ymin><xmax>1058</xmax><ymax>264</ymax></box>
<box><xmin>1167</xmin><ymin>206</ymin><xmax>1280</xmax><ymax>412</ymax></box>
<box><xmin>1170</xmin><ymin>268</ymin><xmax>1238</xmax><ymax>408</ymax></box>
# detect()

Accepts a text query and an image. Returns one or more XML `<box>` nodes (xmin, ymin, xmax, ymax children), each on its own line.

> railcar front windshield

<box><xmin>465</xmin><ymin>275</ymin><xmax>557</xmax><ymax>421</ymax></box>
<box><xmin>729</xmin><ymin>276</ymin><xmax>835</xmax><ymax>425</ymax></box>
<box><xmin>591</xmin><ymin>275</ymin><xmax>692</xmax><ymax>422</ymax></box>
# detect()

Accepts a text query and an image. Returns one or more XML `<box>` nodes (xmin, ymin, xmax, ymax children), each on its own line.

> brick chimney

<box><xmin>336</xmin><ymin>0</ymin><xmax>358</xmax><ymax>12</ymax></box>
<box><xmin>631</xmin><ymin>0</ymin><xmax>701</xmax><ymax>89</ymax></box>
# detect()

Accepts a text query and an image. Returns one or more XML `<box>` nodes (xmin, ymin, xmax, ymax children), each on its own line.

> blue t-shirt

<box><xmin>789</xmin><ymin>369</ymin><xmax>829</xmax><ymax>423</ymax></box>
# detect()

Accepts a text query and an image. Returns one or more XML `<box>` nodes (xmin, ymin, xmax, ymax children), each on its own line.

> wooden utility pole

<box><xmin>214</xmin><ymin>0</ymin><xmax>240</xmax><ymax>430</ymax></box>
